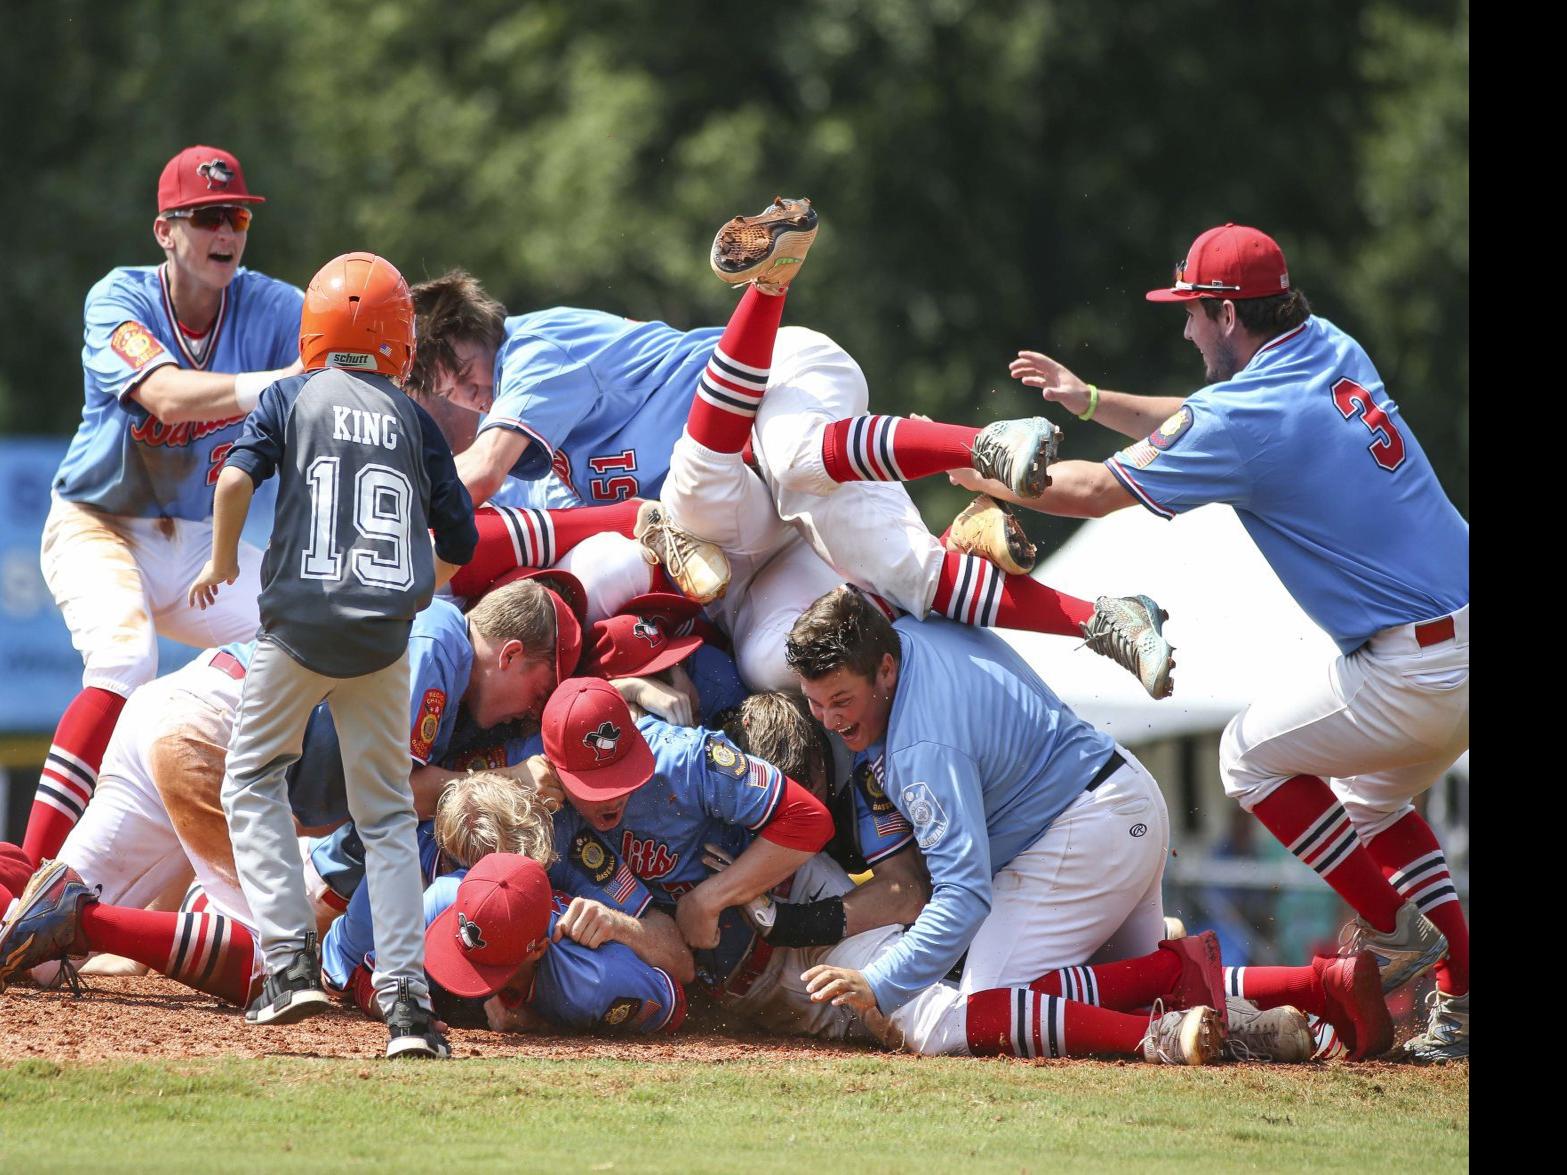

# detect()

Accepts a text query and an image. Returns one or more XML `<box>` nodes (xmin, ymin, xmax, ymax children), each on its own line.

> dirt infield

<box><xmin>0</xmin><ymin>975</ymin><xmax>888</xmax><ymax>1064</ymax></box>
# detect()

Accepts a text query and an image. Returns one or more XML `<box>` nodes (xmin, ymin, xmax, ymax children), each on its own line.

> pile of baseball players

<box><xmin>0</xmin><ymin>145</ymin><xmax>1468</xmax><ymax>1067</ymax></box>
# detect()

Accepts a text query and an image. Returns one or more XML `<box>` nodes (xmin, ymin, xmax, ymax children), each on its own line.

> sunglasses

<box><xmin>163</xmin><ymin>205</ymin><xmax>254</xmax><ymax>232</ymax></box>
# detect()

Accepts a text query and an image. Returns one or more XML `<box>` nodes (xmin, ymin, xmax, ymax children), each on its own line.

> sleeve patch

<box><xmin>410</xmin><ymin>689</ymin><xmax>447</xmax><ymax>760</ymax></box>
<box><xmin>570</xmin><ymin>830</ymin><xmax>618</xmax><ymax>885</ymax></box>
<box><xmin>449</xmin><ymin>745</ymin><xmax>507</xmax><ymax>772</ymax></box>
<box><xmin>1119</xmin><ymin>439</ymin><xmax>1160</xmax><ymax>469</ymax></box>
<box><xmin>109</xmin><ymin>321</ymin><xmax>168</xmax><ymax>373</ymax></box>
<box><xmin>902</xmin><ymin>782</ymin><xmax>950</xmax><ymax>851</ymax></box>
<box><xmin>601</xmin><ymin>996</ymin><xmax>642</xmax><ymax>1028</ymax></box>
<box><xmin>1148</xmin><ymin>406</ymin><xmax>1194</xmax><ymax>451</ymax></box>
<box><xmin>855</xmin><ymin>757</ymin><xmax>896</xmax><ymax>814</ymax></box>
<box><xmin>704</xmin><ymin>735</ymin><xmax>747</xmax><ymax>780</ymax></box>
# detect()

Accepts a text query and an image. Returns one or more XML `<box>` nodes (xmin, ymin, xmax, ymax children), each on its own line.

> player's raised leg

<box><xmin>449</xmin><ymin>500</ymin><xmax>643</xmax><ymax>597</ymax></box>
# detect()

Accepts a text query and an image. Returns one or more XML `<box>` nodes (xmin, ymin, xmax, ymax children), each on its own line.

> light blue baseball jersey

<box><xmin>551</xmin><ymin>716</ymin><xmax>787</xmax><ymax>987</ymax></box>
<box><xmin>323</xmin><ymin>874</ymin><xmax>683</xmax><ymax>1034</ymax></box>
<box><xmin>54</xmin><ymin>264</ymin><xmax>303</xmax><ymax>520</ymax></box>
<box><xmin>859</xmin><ymin>617</ymin><xmax>1117</xmax><ymax>1013</ymax></box>
<box><xmin>478</xmin><ymin>308</ymin><xmax>720</xmax><ymax>505</ymax></box>
<box><xmin>848</xmin><ymin>751</ymin><xmax>915</xmax><ymax>866</ymax></box>
<box><xmin>1106</xmin><ymin>316</ymin><xmax>1469</xmax><ymax>653</ymax></box>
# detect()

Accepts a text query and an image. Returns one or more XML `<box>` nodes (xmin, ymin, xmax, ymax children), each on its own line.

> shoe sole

<box><xmin>1133</xmin><ymin>595</ymin><xmax>1175</xmax><ymax>700</ymax></box>
<box><xmin>1333</xmin><ymin>954</ymin><xmax>1394</xmax><ymax>1060</ymax></box>
<box><xmin>0</xmin><ymin>860</ymin><xmax>80</xmax><ymax>992</ymax></box>
<box><xmin>712</xmin><ymin>199</ymin><xmax>818</xmax><ymax>285</ymax></box>
<box><xmin>246</xmin><ymin>989</ymin><xmax>331</xmax><ymax>1026</ymax></box>
<box><xmin>387</xmin><ymin>1037</ymin><xmax>451</xmax><ymax>1060</ymax></box>
<box><xmin>1177</xmin><ymin>1006</ymin><xmax>1223</xmax><ymax>1066</ymax></box>
<box><xmin>946</xmin><ymin>496</ymin><xmax>1037</xmax><ymax>575</ymax></box>
<box><xmin>1011</xmin><ymin>422</ymin><xmax>1061</xmax><ymax>499</ymax></box>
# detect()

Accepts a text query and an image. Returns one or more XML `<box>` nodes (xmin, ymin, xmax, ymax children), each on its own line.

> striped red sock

<box><xmin>1250</xmin><ymin>776</ymin><xmax>1403</xmax><ymax>933</ymax></box>
<box><xmin>966</xmin><ymin>988</ymin><xmax>1147</xmax><ymax>1058</ymax></box>
<box><xmin>449</xmin><ymin>501</ymin><xmax>643</xmax><ymax>596</ymax></box>
<box><xmin>81</xmin><ymin>903</ymin><xmax>257</xmax><ymax>1007</ymax></box>
<box><xmin>22</xmin><ymin>687</ymin><xmax>127</xmax><ymax>866</ymax></box>
<box><xmin>931</xmin><ymin>551</ymin><xmax>1093</xmax><ymax>634</ymax></box>
<box><xmin>687</xmin><ymin>285</ymin><xmax>786</xmax><ymax>453</ymax></box>
<box><xmin>1366</xmin><ymin>812</ymin><xmax>1468</xmax><ymax>995</ymax></box>
<box><xmin>1223</xmin><ymin>965</ymin><xmax>1327</xmax><ymax>1017</ymax></box>
<box><xmin>1029</xmin><ymin>948</ymin><xmax>1183</xmax><ymax>1011</ymax></box>
<box><xmin>820</xmin><ymin>415</ymin><xmax>980</xmax><ymax>483</ymax></box>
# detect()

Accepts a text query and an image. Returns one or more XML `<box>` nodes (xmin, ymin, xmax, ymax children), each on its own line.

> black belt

<box><xmin>1086</xmin><ymin>750</ymin><xmax>1126</xmax><ymax>793</ymax></box>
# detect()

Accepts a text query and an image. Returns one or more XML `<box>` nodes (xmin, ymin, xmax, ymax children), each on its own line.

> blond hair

<box><xmin>434</xmin><ymin>770</ymin><xmax>556</xmax><ymax>868</ymax></box>
<box><xmin>466</xmin><ymin>578</ymin><xmax>556</xmax><ymax>657</ymax></box>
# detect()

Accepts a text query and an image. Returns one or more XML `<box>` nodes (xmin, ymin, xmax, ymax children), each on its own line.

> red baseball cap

<box><xmin>542</xmin><ymin>677</ymin><xmax>656</xmax><ymax>803</ymax></box>
<box><xmin>157</xmin><ymin>146</ymin><xmax>266</xmax><ymax>213</ymax></box>
<box><xmin>1146</xmin><ymin>224</ymin><xmax>1290</xmax><ymax>302</ymax></box>
<box><xmin>584</xmin><ymin>612</ymin><xmax>703</xmax><ymax>680</ymax></box>
<box><xmin>424</xmin><ymin>854</ymin><xmax>553</xmax><ymax>999</ymax></box>
<box><xmin>480</xmin><ymin>568</ymin><xmax>587</xmax><ymax>685</ymax></box>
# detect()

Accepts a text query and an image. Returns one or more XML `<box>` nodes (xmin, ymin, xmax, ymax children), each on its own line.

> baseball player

<box><xmin>187</xmin><ymin>251</ymin><xmax>477</xmax><ymax>1059</ymax></box>
<box><xmin>22</xmin><ymin>145</ymin><xmax>305</xmax><ymax>871</ymax></box>
<box><xmin>956</xmin><ymin>224</ymin><xmax>1469</xmax><ymax>1060</ymax></box>
<box><xmin>408</xmin><ymin>200</ymin><xmax>1175</xmax><ymax>699</ymax></box>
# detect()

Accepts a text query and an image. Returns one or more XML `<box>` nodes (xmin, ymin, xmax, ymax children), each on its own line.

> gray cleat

<box><xmin>1223</xmin><ymin>997</ymin><xmax>1315</xmax><ymax>1063</ymax></box>
<box><xmin>1340</xmin><ymin>901</ymin><xmax>1449</xmax><ymax>994</ymax></box>
<box><xmin>1397</xmin><ymin>989</ymin><xmax>1468</xmax><ymax>1063</ymax></box>
<box><xmin>1080</xmin><ymin>594</ymin><xmax>1176</xmax><ymax>699</ymax></box>
<box><xmin>970</xmin><ymin>417</ymin><xmax>1062</xmax><ymax>499</ymax></box>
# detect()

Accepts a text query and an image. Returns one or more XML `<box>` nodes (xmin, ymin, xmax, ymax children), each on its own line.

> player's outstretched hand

<box><xmin>802</xmin><ymin>964</ymin><xmax>877</xmax><ymax>1013</ymax></box>
<box><xmin>554</xmin><ymin>896</ymin><xmax>621</xmax><ymax>950</ymax></box>
<box><xmin>610</xmin><ymin>674</ymin><xmax>696</xmax><ymax>727</ymax></box>
<box><xmin>511</xmin><ymin>754</ymin><xmax>565</xmax><ymax>813</ymax></box>
<box><xmin>484</xmin><ymin>993</ymin><xmax>547</xmax><ymax>1033</ymax></box>
<box><xmin>1011</xmin><ymin>350</ymin><xmax>1093</xmax><ymax>417</ymax></box>
<box><xmin>187</xmin><ymin>557</ymin><xmax>240</xmax><ymax>610</ymax></box>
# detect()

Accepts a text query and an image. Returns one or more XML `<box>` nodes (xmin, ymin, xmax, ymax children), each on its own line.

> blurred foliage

<box><xmin>0</xmin><ymin>0</ymin><xmax>1468</xmax><ymax>537</ymax></box>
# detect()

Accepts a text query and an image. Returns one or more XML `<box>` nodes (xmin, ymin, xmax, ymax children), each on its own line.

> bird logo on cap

<box><xmin>456</xmin><ymin>912</ymin><xmax>488</xmax><ymax>951</ymax></box>
<box><xmin>196</xmin><ymin>159</ymin><xmax>235</xmax><ymax>189</ymax></box>
<box><xmin>584</xmin><ymin>720</ymin><xmax>622</xmax><ymax>760</ymax></box>
<box><xmin>632</xmin><ymin>617</ymin><xmax>662</xmax><ymax>647</ymax></box>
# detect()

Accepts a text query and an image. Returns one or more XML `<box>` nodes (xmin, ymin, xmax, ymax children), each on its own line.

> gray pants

<box><xmin>221</xmin><ymin>637</ymin><xmax>428</xmax><ymax>1017</ymax></box>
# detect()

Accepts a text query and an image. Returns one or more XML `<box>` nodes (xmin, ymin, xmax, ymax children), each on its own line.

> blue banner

<box><xmin>0</xmin><ymin>437</ymin><xmax>254</xmax><ymax>733</ymax></box>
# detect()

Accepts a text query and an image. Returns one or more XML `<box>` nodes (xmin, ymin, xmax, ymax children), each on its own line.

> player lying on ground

<box><xmin>20</xmin><ymin>144</ymin><xmax>305</xmax><ymax>872</ymax></box>
<box><xmin>952</xmin><ymin>224</ymin><xmax>1469</xmax><ymax>1062</ymax></box>
<box><xmin>408</xmin><ymin>199</ymin><xmax>1176</xmax><ymax>699</ymax></box>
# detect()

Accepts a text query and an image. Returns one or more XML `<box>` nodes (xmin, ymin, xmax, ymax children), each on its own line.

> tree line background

<box><xmin>0</xmin><ymin>0</ymin><xmax>1468</xmax><ymax>545</ymax></box>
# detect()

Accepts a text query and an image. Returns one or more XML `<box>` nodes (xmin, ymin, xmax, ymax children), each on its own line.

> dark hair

<box><xmin>1201</xmin><ymin>288</ymin><xmax>1312</xmax><ymax>337</ymax></box>
<box><xmin>784</xmin><ymin>586</ymin><xmax>900</xmax><ymax>682</ymax></box>
<box><xmin>721</xmin><ymin>691</ymin><xmax>834</xmax><ymax>796</ymax></box>
<box><xmin>407</xmin><ymin>269</ymin><xmax>507</xmax><ymax>397</ymax></box>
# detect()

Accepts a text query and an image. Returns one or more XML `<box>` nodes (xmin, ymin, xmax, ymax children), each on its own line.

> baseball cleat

<box><xmin>635</xmin><ymin>501</ymin><xmax>730</xmax><ymax>605</ymax></box>
<box><xmin>1139</xmin><ymin>1000</ymin><xmax>1223</xmax><ymax>1066</ymax></box>
<box><xmin>1395</xmin><ymin>988</ymin><xmax>1469</xmax><ymax>1063</ymax></box>
<box><xmin>1160</xmin><ymin>929</ymin><xmax>1227</xmax><ymax>1029</ymax></box>
<box><xmin>1080</xmin><ymin>595</ymin><xmax>1175</xmax><ymax>699</ymax></box>
<box><xmin>1162</xmin><ymin>916</ymin><xmax>1188</xmax><ymax>941</ymax></box>
<box><xmin>0</xmin><ymin>859</ymin><xmax>98</xmax><ymax>996</ymax></box>
<box><xmin>944</xmin><ymin>493</ymin><xmax>1038</xmax><ymax>576</ymax></box>
<box><xmin>969</xmin><ymin>417</ymin><xmax>1061</xmax><ymax>499</ymax></box>
<box><xmin>386</xmin><ymin>979</ymin><xmax>452</xmax><ymax>1059</ymax></box>
<box><xmin>711</xmin><ymin>197</ymin><xmax>819</xmax><ymax>294</ymax></box>
<box><xmin>1339</xmin><ymin>900</ymin><xmax>1448</xmax><ymax>993</ymax></box>
<box><xmin>1222</xmin><ymin>997</ymin><xmax>1315</xmax><ymax>1063</ymax></box>
<box><xmin>245</xmin><ymin>931</ymin><xmax>330</xmax><ymax>1026</ymax></box>
<box><xmin>1313</xmin><ymin>950</ymin><xmax>1393</xmax><ymax>1060</ymax></box>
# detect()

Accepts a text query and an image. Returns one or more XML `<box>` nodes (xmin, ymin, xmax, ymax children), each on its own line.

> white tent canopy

<box><xmin>992</xmin><ymin>503</ymin><xmax>1340</xmax><ymax>744</ymax></box>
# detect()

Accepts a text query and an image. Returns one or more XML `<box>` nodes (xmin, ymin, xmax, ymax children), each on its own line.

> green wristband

<box><xmin>1077</xmin><ymin>383</ymin><xmax>1100</xmax><ymax>422</ymax></box>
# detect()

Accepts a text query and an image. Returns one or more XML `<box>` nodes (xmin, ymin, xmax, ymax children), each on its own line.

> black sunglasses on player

<box><xmin>163</xmin><ymin>205</ymin><xmax>254</xmax><ymax>232</ymax></box>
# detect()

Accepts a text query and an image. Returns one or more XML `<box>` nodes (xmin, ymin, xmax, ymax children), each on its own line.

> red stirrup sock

<box><xmin>820</xmin><ymin>415</ymin><xmax>981</xmax><ymax>483</ymax></box>
<box><xmin>932</xmin><ymin>551</ymin><xmax>1094</xmax><ymax>633</ymax></box>
<box><xmin>80</xmin><ymin>903</ymin><xmax>258</xmax><ymax>1007</ymax></box>
<box><xmin>1249</xmin><ymin>776</ymin><xmax>1404</xmax><ymax>933</ymax></box>
<box><xmin>449</xmin><ymin>501</ymin><xmax>643</xmax><ymax>596</ymax></box>
<box><xmin>22</xmin><ymin>687</ymin><xmax>127</xmax><ymax>866</ymax></box>
<box><xmin>1029</xmin><ymin>948</ymin><xmax>1184</xmax><ymax>1011</ymax></box>
<box><xmin>966</xmin><ymin>988</ymin><xmax>1148</xmax><ymax>1058</ymax></box>
<box><xmin>1223</xmin><ymin>965</ymin><xmax>1327</xmax><ymax>1017</ymax></box>
<box><xmin>686</xmin><ymin>285</ymin><xmax>787</xmax><ymax>453</ymax></box>
<box><xmin>1365</xmin><ymin>811</ymin><xmax>1468</xmax><ymax>995</ymax></box>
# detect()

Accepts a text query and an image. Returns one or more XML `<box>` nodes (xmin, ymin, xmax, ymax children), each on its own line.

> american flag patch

<box><xmin>873</xmin><ymin>810</ymin><xmax>910</xmax><ymax>839</ymax></box>
<box><xmin>1121</xmin><ymin>440</ymin><xmax>1160</xmax><ymax>469</ymax></box>
<box><xmin>609</xmin><ymin>863</ymin><xmax>639</xmax><ymax>904</ymax></box>
<box><xmin>746</xmin><ymin>759</ymin><xmax>774</xmax><ymax>790</ymax></box>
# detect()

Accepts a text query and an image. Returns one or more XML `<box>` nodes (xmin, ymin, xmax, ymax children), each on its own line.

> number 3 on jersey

<box><xmin>300</xmin><ymin>456</ymin><xmax>414</xmax><ymax>588</ymax></box>
<box><xmin>588</xmin><ymin>449</ymin><xmax>640</xmax><ymax>502</ymax></box>
<box><xmin>1332</xmin><ymin>378</ymin><xmax>1406</xmax><ymax>472</ymax></box>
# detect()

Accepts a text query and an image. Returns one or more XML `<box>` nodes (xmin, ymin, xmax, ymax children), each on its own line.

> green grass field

<box><xmin>0</xmin><ymin>1056</ymin><xmax>1467</xmax><ymax>1173</ymax></box>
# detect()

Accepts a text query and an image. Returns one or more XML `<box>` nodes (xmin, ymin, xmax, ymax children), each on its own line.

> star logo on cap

<box><xmin>584</xmin><ymin>720</ymin><xmax>622</xmax><ymax>760</ymax></box>
<box><xmin>196</xmin><ymin>159</ymin><xmax>234</xmax><ymax>189</ymax></box>
<box><xmin>456</xmin><ymin>912</ymin><xmax>487</xmax><ymax>951</ymax></box>
<box><xmin>631</xmin><ymin>617</ymin><xmax>662</xmax><ymax>647</ymax></box>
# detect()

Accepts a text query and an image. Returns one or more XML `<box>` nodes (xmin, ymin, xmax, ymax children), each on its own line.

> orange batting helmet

<box><xmin>299</xmin><ymin>252</ymin><xmax>416</xmax><ymax>380</ymax></box>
